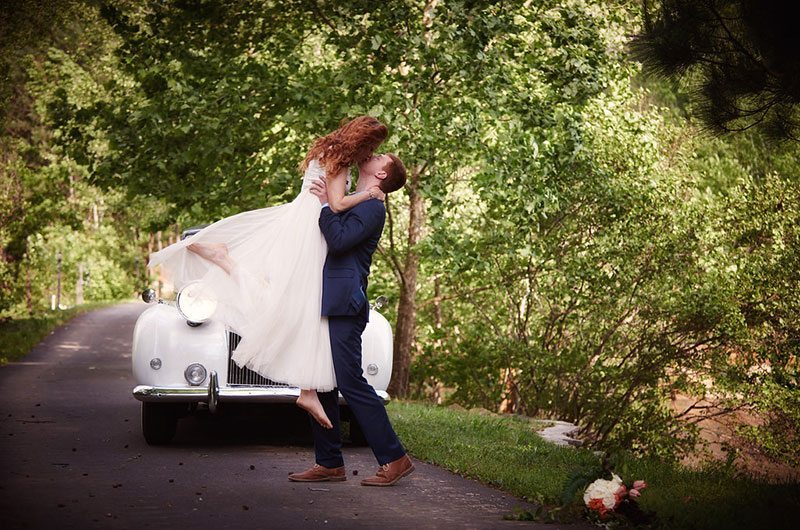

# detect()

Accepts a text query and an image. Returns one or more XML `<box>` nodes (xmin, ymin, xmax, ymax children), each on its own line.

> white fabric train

<box><xmin>147</xmin><ymin>159</ymin><xmax>346</xmax><ymax>391</ymax></box>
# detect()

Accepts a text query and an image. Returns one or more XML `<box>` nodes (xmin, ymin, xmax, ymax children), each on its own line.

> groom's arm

<box><xmin>319</xmin><ymin>202</ymin><xmax>384</xmax><ymax>256</ymax></box>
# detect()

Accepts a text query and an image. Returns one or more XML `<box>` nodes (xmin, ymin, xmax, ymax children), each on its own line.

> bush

<box><xmin>14</xmin><ymin>224</ymin><xmax>135</xmax><ymax>312</ymax></box>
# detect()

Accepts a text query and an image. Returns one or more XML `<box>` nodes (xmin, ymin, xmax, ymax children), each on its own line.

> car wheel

<box><xmin>348</xmin><ymin>417</ymin><xmax>368</xmax><ymax>446</ymax></box>
<box><xmin>141</xmin><ymin>402</ymin><xmax>181</xmax><ymax>445</ymax></box>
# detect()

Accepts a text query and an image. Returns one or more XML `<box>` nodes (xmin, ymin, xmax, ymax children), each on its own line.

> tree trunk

<box><xmin>431</xmin><ymin>277</ymin><xmax>445</xmax><ymax>404</ymax></box>
<box><xmin>388</xmin><ymin>166</ymin><xmax>424</xmax><ymax>398</ymax></box>
<box><xmin>25</xmin><ymin>264</ymin><xmax>32</xmax><ymax>315</ymax></box>
<box><xmin>75</xmin><ymin>263</ymin><xmax>84</xmax><ymax>305</ymax></box>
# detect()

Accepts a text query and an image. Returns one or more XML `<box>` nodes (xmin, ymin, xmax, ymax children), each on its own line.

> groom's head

<box><xmin>357</xmin><ymin>153</ymin><xmax>407</xmax><ymax>193</ymax></box>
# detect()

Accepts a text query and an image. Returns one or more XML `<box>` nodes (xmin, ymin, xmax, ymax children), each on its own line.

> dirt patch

<box><xmin>671</xmin><ymin>393</ymin><xmax>800</xmax><ymax>482</ymax></box>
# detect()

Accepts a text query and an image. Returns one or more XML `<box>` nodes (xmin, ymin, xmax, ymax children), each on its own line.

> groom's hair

<box><xmin>379</xmin><ymin>154</ymin><xmax>407</xmax><ymax>193</ymax></box>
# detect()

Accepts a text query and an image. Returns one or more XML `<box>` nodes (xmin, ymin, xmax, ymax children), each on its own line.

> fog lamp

<box><xmin>184</xmin><ymin>363</ymin><xmax>207</xmax><ymax>386</ymax></box>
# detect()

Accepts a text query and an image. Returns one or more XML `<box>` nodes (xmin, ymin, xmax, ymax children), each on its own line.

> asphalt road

<box><xmin>0</xmin><ymin>302</ymin><xmax>588</xmax><ymax>529</ymax></box>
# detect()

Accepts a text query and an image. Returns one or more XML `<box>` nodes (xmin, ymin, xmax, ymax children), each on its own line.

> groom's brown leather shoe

<box><xmin>288</xmin><ymin>464</ymin><xmax>346</xmax><ymax>482</ymax></box>
<box><xmin>360</xmin><ymin>454</ymin><xmax>415</xmax><ymax>487</ymax></box>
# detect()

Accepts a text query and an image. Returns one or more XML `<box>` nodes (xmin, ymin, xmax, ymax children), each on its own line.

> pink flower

<box><xmin>633</xmin><ymin>480</ymin><xmax>647</xmax><ymax>490</ymax></box>
<box><xmin>629</xmin><ymin>488</ymin><xmax>641</xmax><ymax>498</ymax></box>
<box><xmin>615</xmin><ymin>484</ymin><xmax>627</xmax><ymax>502</ymax></box>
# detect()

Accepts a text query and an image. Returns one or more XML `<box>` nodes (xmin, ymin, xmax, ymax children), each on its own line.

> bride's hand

<box><xmin>368</xmin><ymin>186</ymin><xmax>386</xmax><ymax>202</ymax></box>
<box><xmin>310</xmin><ymin>177</ymin><xmax>327</xmax><ymax>205</ymax></box>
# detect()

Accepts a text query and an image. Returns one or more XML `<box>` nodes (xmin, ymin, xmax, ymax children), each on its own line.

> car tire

<box><xmin>141</xmin><ymin>402</ymin><xmax>180</xmax><ymax>445</ymax></box>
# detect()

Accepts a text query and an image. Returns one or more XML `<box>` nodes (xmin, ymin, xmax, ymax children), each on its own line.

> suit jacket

<box><xmin>318</xmin><ymin>199</ymin><xmax>386</xmax><ymax>317</ymax></box>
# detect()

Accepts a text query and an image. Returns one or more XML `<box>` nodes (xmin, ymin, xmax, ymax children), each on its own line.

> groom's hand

<box><xmin>310</xmin><ymin>177</ymin><xmax>327</xmax><ymax>205</ymax></box>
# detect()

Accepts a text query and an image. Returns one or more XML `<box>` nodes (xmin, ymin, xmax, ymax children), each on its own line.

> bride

<box><xmin>147</xmin><ymin>116</ymin><xmax>389</xmax><ymax>429</ymax></box>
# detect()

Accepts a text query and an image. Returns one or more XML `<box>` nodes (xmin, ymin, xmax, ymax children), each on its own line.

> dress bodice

<box><xmin>302</xmin><ymin>158</ymin><xmax>351</xmax><ymax>194</ymax></box>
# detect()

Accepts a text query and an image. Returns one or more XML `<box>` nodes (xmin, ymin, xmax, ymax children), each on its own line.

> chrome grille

<box><xmin>226</xmin><ymin>331</ymin><xmax>291</xmax><ymax>387</ymax></box>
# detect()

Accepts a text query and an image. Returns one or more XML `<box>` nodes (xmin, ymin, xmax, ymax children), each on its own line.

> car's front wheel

<box><xmin>141</xmin><ymin>402</ymin><xmax>182</xmax><ymax>445</ymax></box>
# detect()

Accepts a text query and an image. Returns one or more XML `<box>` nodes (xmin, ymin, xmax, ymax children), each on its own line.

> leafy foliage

<box><xmin>2</xmin><ymin>0</ymin><xmax>798</xmax><ymax>473</ymax></box>
<box><xmin>389</xmin><ymin>401</ymin><xmax>800</xmax><ymax>530</ymax></box>
<box><xmin>1</xmin><ymin>2</ymin><xmax>167</xmax><ymax>314</ymax></box>
<box><xmin>631</xmin><ymin>0</ymin><xmax>800</xmax><ymax>141</ymax></box>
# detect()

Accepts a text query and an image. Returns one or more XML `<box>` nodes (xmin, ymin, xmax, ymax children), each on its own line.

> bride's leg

<box><xmin>187</xmin><ymin>243</ymin><xmax>236</xmax><ymax>275</ymax></box>
<box><xmin>296</xmin><ymin>389</ymin><xmax>333</xmax><ymax>429</ymax></box>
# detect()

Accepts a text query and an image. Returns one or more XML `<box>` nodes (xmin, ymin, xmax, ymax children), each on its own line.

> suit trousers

<box><xmin>310</xmin><ymin>311</ymin><xmax>406</xmax><ymax>468</ymax></box>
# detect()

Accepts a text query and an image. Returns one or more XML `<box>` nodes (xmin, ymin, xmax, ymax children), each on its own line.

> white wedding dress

<box><xmin>147</xmin><ymin>159</ymin><xmax>344</xmax><ymax>391</ymax></box>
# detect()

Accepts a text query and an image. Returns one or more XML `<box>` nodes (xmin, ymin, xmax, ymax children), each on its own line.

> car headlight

<box><xmin>176</xmin><ymin>281</ymin><xmax>217</xmax><ymax>324</ymax></box>
<box><xmin>184</xmin><ymin>363</ymin><xmax>207</xmax><ymax>385</ymax></box>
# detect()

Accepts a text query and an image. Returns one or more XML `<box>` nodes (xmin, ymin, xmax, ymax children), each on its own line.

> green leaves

<box><xmin>5</xmin><ymin>0</ymin><xmax>798</xmax><ymax>467</ymax></box>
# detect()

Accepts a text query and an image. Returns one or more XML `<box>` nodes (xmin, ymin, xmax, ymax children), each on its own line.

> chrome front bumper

<box><xmin>133</xmin><ymin>371</ymin><xmax>391</xmax><ymax>413</ymax></box>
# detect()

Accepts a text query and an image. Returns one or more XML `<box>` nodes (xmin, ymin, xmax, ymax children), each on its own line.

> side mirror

<box><xmin>373</xmin><ymin>295</ymin><xmax>388</xmax><ymax>311</ymax></box>
<box><xmin>141</xmin><ymin>288</ymin><xmax>158</xmax><ymax>304</ymax></box>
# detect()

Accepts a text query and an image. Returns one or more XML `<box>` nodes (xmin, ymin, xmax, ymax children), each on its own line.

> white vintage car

<box><xmin>131</xmin><ymin>228</ymin><xmax>394</xmax><ymax>445</ymax></box>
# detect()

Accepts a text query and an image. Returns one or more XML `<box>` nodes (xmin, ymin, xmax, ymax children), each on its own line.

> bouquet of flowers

<box><xmin>583</xmin><ymin>474</ymin><xmax>647</xmax><ymax>518</ymax></box>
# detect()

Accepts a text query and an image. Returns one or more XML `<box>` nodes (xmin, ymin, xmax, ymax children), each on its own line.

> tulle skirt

<box><xmin>147</xmin><ymin>189</ymin><xmax>336</xmax><ymax>391</ymax></box>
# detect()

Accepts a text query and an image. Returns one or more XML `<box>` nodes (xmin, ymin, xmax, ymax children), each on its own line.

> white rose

<box><xmin>584</xmin><ymin>475</ymin><xmax>625</xmax><ymax>510</ymax></box>
<box><xmin>601</xmin><ymin>492</ymin><xmax>617</xmax><ymax>510</ymax></box>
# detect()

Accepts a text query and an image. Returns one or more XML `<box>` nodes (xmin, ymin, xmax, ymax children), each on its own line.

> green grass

<box><xmin>387</xmin><ymin>401</ymin><xmax>800</xmax><ymax>529</ymax></box>
<box><xmin>0</xmin><ymin>301</ymin><xmax>120</xmax><ymax>365</ymax></box>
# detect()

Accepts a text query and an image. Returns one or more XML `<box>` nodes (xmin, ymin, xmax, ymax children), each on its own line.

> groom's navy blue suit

<box><xmin>312</xmin><ymin>199</ymin><xmax>406</xmax><ymax>468</ymax></box>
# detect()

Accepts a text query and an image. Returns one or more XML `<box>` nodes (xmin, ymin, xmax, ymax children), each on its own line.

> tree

<box><xmin>83</xmin><ymin>0</ymin><xmax>510</xmax><ymax>396</ymax></box>
<box><xmin>22</xmin><ymin>0</ymin><xmax>798</xmax><ymax>463</ymax></box>
<box><xmin>87</xmin><ymin>0</ymin><xmax>314</xmax><ymax>220</ymax></box>
<box><xmin>0</xmin><ymin>0</ymin><xmax>85</xmax><ymax>132</ymax></box>
<box><xmin>0</xmin><ymin>1</ymin><xmax>170</xmax><ymax>313</ymax></box>
<box><xmin>294</xmin><ymin>0</ymin><xmax>502</xmax><ymax>397</ymax></box>
<box><xmin>631</xmin><ymin>0</ymin><xmax>800</xmax><ymax>141</ymax></box>
<box><xmin>1</xmin><ymin>0</ymin><xmax>87</xmax><ymax>310</ymax></box>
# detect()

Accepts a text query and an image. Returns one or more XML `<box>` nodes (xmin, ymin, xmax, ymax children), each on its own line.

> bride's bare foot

<box><xmin>296</xmin><ymin>389</ymin><xmax>333</xmax><ymax>429</ymax></box>
<box><xmin>188</xmin><ymin>243</ymin><xmax>235</xmax><ymax>274</ymax></box>
<box><xmin>188</xmin><ymin>242</ymin><xmax>228</xmax><ymax>263</ymax></box>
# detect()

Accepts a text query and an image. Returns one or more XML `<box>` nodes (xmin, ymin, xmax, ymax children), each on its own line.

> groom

<box><xmin>290</xmin><ymin>153</ymin><xmax>413</xmax><ymax>487</ymax></box>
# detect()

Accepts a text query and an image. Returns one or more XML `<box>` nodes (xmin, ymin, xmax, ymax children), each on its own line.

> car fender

<box><xmin>132</xmin><ymin>304</ymin><xmax>228</xmax><ymax>387</ymax></box>
<box><xmin>362</xmin><ymin>309</ymin><xmax>393</xmax><ymax>392</ymax></box>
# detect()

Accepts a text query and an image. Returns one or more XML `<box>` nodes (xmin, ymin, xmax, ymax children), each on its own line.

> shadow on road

<box><xmin>168</xmin><ymin>403</ymin><xmax>360</xmax><ymax>449</ymax></box>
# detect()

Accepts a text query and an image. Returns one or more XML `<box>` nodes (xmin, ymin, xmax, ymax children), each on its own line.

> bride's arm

<box><xmin>323</xmin><ymin>168</ymin><xmax>384</xmax><ymax>213</ymax></box>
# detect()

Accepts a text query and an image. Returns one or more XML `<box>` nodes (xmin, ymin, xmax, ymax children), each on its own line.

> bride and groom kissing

<box><xmin>148</xmin><ymin>116</ymin><xmax>414</xmax><ymax>486</ymax></box>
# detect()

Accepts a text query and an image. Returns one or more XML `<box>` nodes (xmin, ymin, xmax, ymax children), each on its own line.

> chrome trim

<box><xmin>176</xmin><ymin>282</ymin><xmax>215</xmax><ymax>325</ymax></box>
<box><xmin>141</xmin><ymin>288</ymin><xmax>157</xmax><ymax>304</ymax></box>
<box><xmin>373</xmin><ymin>294</ymin><xmax>388</xmax><ymax>311</ymax></box>
<box><xmin>132</xmin><ymin>385</ymin><xmax>390</xmax><ymax>406</ymax></box>
<box><xmin>226</xmin><ymin>331</ymin><xmax>291</xmax><ymax>387</ymax></box>
<box><xmin>207</xmin><ymin>370</ymin><xmax>219</xmax><ymax>413</ymax></box>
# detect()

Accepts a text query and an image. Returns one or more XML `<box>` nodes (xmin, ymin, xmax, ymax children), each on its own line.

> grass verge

<box><xmin>0</xmin><ymin>301</ymin><xmax>121</xmax><ymax>365</ymax></box>
<box><xmin>386</xmin><ymin>401</ymin><xmax>800</xmax><ymax>529</ymax></box>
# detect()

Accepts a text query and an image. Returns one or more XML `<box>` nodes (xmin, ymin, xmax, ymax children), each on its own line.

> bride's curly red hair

<box><xmin>300</xmin><ymin>116</ymin><xmax>388</xmax><ymax>176</ymax></box>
